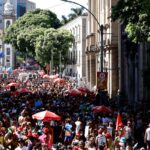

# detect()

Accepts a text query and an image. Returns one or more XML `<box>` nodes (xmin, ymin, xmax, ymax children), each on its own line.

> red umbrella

<box><xmin>78</xmin><ymin>87</ymin><xmax>90</xmax><ymax>93</ymax></box>
<box><xmin>6</xmin><ymin>83</ymin><xmax>19</xmax><ymax>89</ymax></box>
<box><xmin>17</xmin><ymin>88</ymin><xmax>32</xmax><ymax>93</ymax></box>
<box><xmin>38</xmin><ymin>70</ymin><xmax>45</xmax><ymax>76</ymax></box>
<box><xmin>49</xmin><ymin>74</ymin><xmax>59</xmax><ymax>79</ymax></box>
<box><xmin>43</xmin><ymin>74</ymin><xmax>50</xmax><ymax>79</ymax></box>
<box><xmin>32</xmin><ymin>110</ymin><xmax>61</xmax><ymax>121</ymax></box>
<box><xmin>54</xmin><ymin>78</ymin><xmax>65</xmax><ymax>84</ymax></box>
<box><xmin>64</xmin><ymin>89</ymin><xmax>82</xmax><ymax>95</ymax></box>
<box><xmin>92</xmin><ymin>105</ymin><xmax>112</xmax><ymax>113</ymax></box>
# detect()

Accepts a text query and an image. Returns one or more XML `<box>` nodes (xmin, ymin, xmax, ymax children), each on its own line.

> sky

<box><xmin>30</xmin><ymin>0</ymin><xmax>88</xmax><ymax>19</ymax></box>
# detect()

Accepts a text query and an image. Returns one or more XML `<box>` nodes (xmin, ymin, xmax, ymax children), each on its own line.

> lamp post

<box><xmin>61</xmin><ymin>0</ymin><xmax>104</xmax><ymax>72</ymax></box>
<box><xmin>59</xmin><ymin>51</ymin><xmax>62</xmax><ymax>75</ymax></box>
<box><xmin>51</xmin><ymin>49</ymin><xmax>53</xmax><ymax>75</ymax></box>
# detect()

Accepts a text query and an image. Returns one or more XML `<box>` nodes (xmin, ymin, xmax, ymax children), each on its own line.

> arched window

<box><xmin>6</xmin><ymin>20</ymin><xmax>11</xmax><ymax>28</ymax></box>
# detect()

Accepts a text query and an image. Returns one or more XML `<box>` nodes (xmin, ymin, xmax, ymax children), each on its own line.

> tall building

<box><xmin>17</xmin><ymin>0</ymin><xmax>26</xmax><ymax>18</ymax></box>
<box><xmin>0</xmin><ymin>0</ymin><xmax>17</xmax><ymax>29</ymax></box>
<box><xmin>26</xmin><ymin>0</ymin><xmax>36</xmax><ymax>12</ymax></box>
<box><xmin>86</xmin><ymin>0</ymin><xmax>118</xmax><ymax>96</ymax></box>
<box><xmin>0</xmin><ymin>0</ymin><xmax>36</xmax><ymax>68</ymax></box>
<box><xmin>61</xmin><ymin>15</ymin><xmax>87</xmax><ymax>80</ymax></box>
<box><xmin>3</xmin><ymin>0</ymin><xmax>16</xmax><ymax>67</ymax></box>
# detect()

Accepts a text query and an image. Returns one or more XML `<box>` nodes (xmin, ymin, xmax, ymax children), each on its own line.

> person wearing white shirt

<box><xmin>144</xmin><ymin>123</ymin><xmax>150</xmax><ymax>150</ymax></box>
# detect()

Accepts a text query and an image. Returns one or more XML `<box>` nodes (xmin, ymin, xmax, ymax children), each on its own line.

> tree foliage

<box><xmin>5</xmin><ymin>9</ymin><xmax>61</xmax><ymax>52</ymax></box>
<box><xmin>111</xmin><ymin>0</ymin><xmax>150</xmax><ymax>42</ymax></box>
<box><xmin>35</xmin><ymin>28</ymin><xmax>74</xmax><ymax>66</ymax></box>
<box><xmin>4</xmin><ymin>9</ymin><xmax>74</xmax><ymax>67</ymax></box>
<box><xmin>61</xmin><ymin>7</ymin><xmax>85</xmax><ymax>25</ymax></box>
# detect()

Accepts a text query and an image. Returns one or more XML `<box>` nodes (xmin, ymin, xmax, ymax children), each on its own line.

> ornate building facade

<box><xmin>0</xmin><ymin>0</ymin><xmax>16</xmax><ymax>68</ymax></box>
<box><xmin>86</xmin><ymin>0</ymin><xmax>118</xmax><ymax>96</ymax></box>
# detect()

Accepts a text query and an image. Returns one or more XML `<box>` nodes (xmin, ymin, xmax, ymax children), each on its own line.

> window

<box><xmin>6</xmin><ymin>56</ymin><xmax>10</xmax><ymax>62</ymax></box>
<box><xmin>6</xmin><ymin>48</ymin><xmax>10</xmax><ymax>55</ymax></box>
<box><xmin>6</xmin><ymin>20</ymin><xmax>11</xmax><ymax>28</ymax></box>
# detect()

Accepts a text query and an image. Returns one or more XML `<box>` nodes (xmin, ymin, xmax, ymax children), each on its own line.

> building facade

<box><xmin>86</xmin><ymin>0</ymin><xmax>118</xmax><ymax>96</ymax></box>
<box><xmin>0</xmin><ymin>0</ymin><xmax>36</xmax><ymax>68</ymax></box>
<box><xmin>0</xmin><ymin>0</ymin><xmax>17</xmax><ymax>29</ymax></box>
<box><xmin>26</xmin><ymin>0</ymin><xmax>36</xmax><ymax>12</ymax></box>
<box><xmin>3</xmin><ymin>0</ymin><xmax>16</xmax><ymax>67</ymax></box>
<box><xmin>62</xmin><ymin>15</ymin><xmax>87</xmax><ymax>80</ymax></box>
<box><xmin>17</xmin><ymin>0</ymin><xmax>26</xmax><ymax>18</ymax></box>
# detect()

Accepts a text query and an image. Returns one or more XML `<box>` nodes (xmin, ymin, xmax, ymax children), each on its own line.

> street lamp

<box><xmin>59</xmin><ymin>50</ymin><xmax>62</xmax><ymax>75</ymax></box>
<box><xmin>61</xmin><ymin>0</ymin><xmax>104</xmax><ymax>72</ymax></box>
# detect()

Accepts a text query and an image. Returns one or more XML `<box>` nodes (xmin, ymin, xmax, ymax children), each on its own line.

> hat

<box><xmin>76</xmin><ymin>133</ymin><xmax>80</xmax><ymax>137</ymax></box>
<box><xmin>98</xmin><ymin>129</ymin><xmax>103</xmax><ymax>134</ymax></box>
<box><xmin>120</xmin><ymin>137</ymin><xmax>126</xmax><ymax>143</ymax></box>
<box><xmin>27</xmin><ymin>131</ymin><xmax>32</xmax><ymax>137</ymax></box>
<box><xmin>42</xmin><ymin>127</ymin><xmax>49</xmax><ymax>133</ymax></box>
<box><xmin>127</xmin><ymin>121</ymin><xmax>131</xmax><ymax>124</ymax></box>
<box><xmin>105</xmin><ymin>133</ymin><xmax>111</xmax><ymax>138</ymax></box>
<box><xmin>32</xmin><ymin>133</ymin><xmax>39</xmax><ymax>139</ymax></box>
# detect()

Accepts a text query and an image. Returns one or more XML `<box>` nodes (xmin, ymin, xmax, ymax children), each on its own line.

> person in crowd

<box><xmin>75</xmin><ymin>117</ymin><xmax>82</xmax><ymax>135</ymax></box>
<box><xmin>144</xmin><ymin>123</ymin><xmax>150</xmax><ymax>150</ymax></box>
<box><xmin>123</xmin><ymin>120</ymin><xmax>133</xmax><ymax>146</ymax></box>
<box><xmin>95</xmin><ymin>128</ymin><xmax>106</xmax><ymax>150</ymax></box>
<box><xmin>39</xmin><ymin>127</ymin><xmax>53</xmax><ymax>150</ymax></box>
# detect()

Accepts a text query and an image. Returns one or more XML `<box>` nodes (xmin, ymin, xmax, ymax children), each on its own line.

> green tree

<box><xmin>68</xmin><ymin>7</ymin><xmax>84</xmax><ymax>20</ymax></box>
<box><xmin>111</xmin><ymin>0</ymin><xmax>150</xmax><ymax>43</ymax></box>
<box><xmin>35</xmin><ymin>28</ymin><xmax>74</xmax><ymax>66</ymax></box>
<box><xmin>61</xmin><ymin>15</ymin><xmax>68</xmax><ymax>25</ymax></box>
<box><xmin>111</xmin><ymin>0</ymin><xmax>150</xmax><ymax>89</ymax></box>
<box><xmin>4</xmin><ymin>9</ymin><xmax>61</xmax><ymax>54</ymax></box>
<box><xmin>60</xmin><ymin>7</ymin><xmax>85</xmax><ymax>25</ymax></box>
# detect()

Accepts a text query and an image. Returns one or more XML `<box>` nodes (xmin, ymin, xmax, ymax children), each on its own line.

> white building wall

<box><xmin>61</xmin><ymin>16</ymin><xmax>87</xmax><ymax>79</ymax></box>
<box><xmin>26</xmin><ymin>0</ymin><xmax>36</xmax><ymax>12</ymax></box>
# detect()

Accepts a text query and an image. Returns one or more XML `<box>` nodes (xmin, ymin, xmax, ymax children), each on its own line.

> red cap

<box><xmin>27</xmin><ymin>131</ymin><xmax>32</xmax><ymax>137</ymax></box>
<box><xmin>105</xmin><ymin>132</ymin><xmax>111</xmax><ymax>138</ymax></box>
<box><xmin>76</xmin><ymin>133</ymin><xmax>80</xmax><ymax>137</ymax></box>
<box><xmin>72</xmin><ymin>147</ymin><xmax>79</xmax><ymax>150</ymax></box>
<box><xmin>42</xmin><ymin>127</ymin><xmax>49</xmax><ymax>133</ymax></box>
<box><xmin>98</xmin><ymin>129</ymin><xmax>103</xmax><ymax>134</ymax></box>
<box><xmin>32</xmin><ymin>133</ymin><xmax>39</xmax><ymax>139</ymax></box>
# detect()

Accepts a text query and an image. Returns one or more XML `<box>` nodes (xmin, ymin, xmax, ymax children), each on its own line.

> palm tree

<box><xmin>68</xmin><ymin>7</ymin><xmax>85</xmax><ymax>21</ymax></box>
<box><xmin>60</xmin><ymin>7</ymin><xmax>85</xmax><ymax>25</ymax></box>
<box><xmin>61</xmin><ymin>15</ymin><xmax>68</xmax><ymax>25</ymax></box>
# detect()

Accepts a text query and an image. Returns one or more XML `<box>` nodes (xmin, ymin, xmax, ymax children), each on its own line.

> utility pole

<box><xmin>100</xmin><ymin>25</ymin><xmax>104</xmax><ymax>72</ymax></box>
<box><xmin>51</xmin><ymin>49</ymin><xmax>53</xmax><ymax>75</ymax></box>
<box><xmin>59</xmin><ymin>51</ymin><xmax>62</xmax><ymax>75</ymax></box>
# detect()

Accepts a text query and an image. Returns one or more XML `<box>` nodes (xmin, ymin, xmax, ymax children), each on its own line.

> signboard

<box><xmin>97</xmin><ymin>72</ymin><xmax>107</xmax><ymax>90</ymax></box>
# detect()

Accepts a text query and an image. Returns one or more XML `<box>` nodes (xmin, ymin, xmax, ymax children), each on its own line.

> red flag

<box><xmin>116</xmin><ymin>112</ymin><xmax>123</xmax><ymax>130</ymax></box>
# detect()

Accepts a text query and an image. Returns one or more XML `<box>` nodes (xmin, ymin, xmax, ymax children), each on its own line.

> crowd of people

<box><xmin>0</xmin><ymin>69</ymin><xmax>149</xmax><ymax>150</ymax></box>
